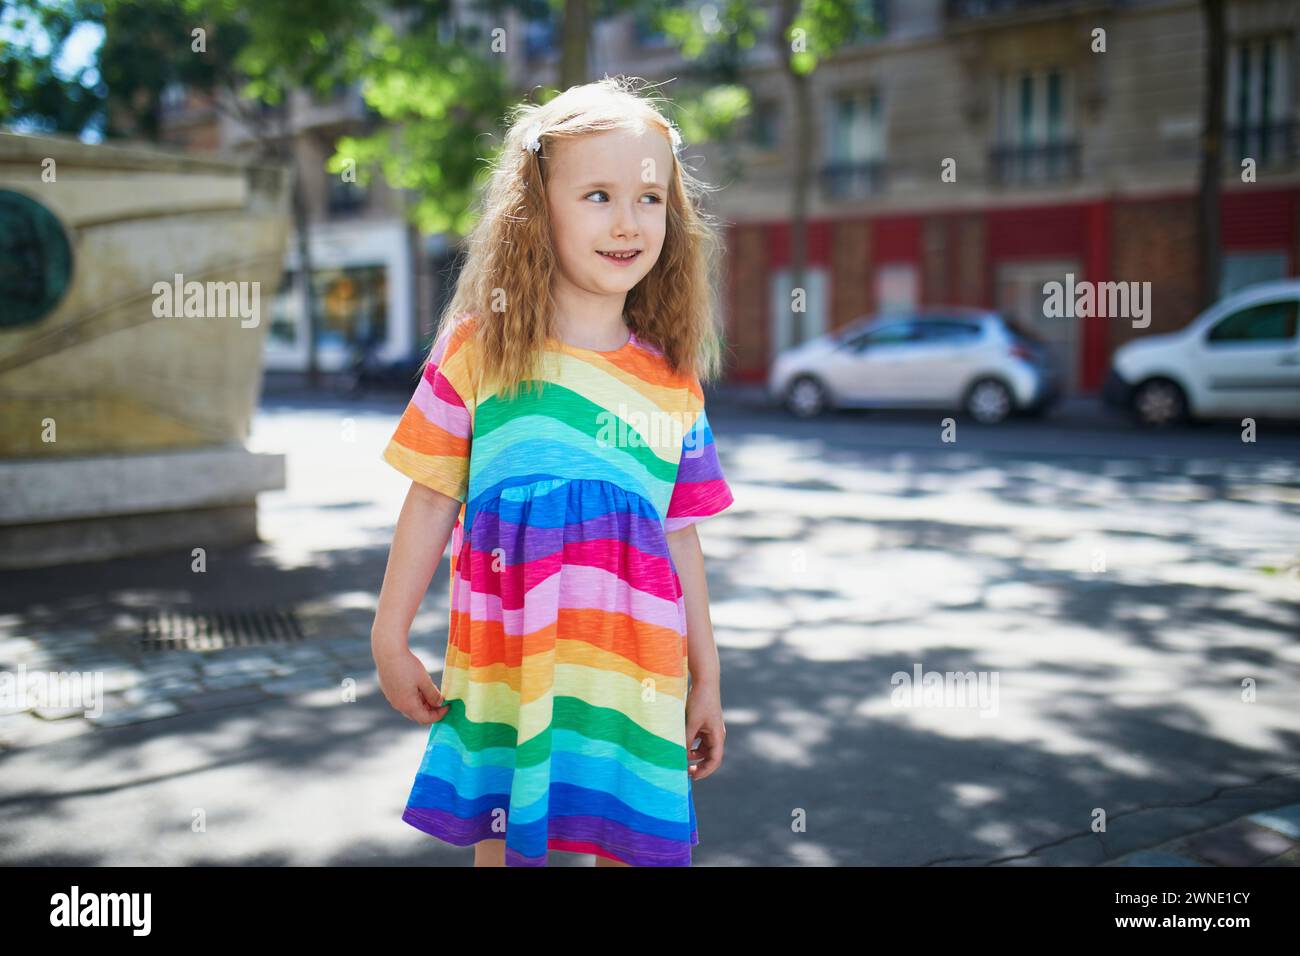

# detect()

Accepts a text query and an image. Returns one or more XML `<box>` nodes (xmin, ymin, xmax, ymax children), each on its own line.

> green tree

<box><xmin>327</xmin><ymin>8</ymin><xmax>515</xmax><ymax>239</ymax></box>
<box><xmin>93</xmin><ymin>0</ymin><xmax>385</xmax><ymax>385</ymax></box>
<box><xmin>659</xmin><ymin>0</ymin><xmax>884</xmax><ymax>348</ymax></box>
<box><xmin>0</xmin><ymin>0</ymin><xmax>105</xmax><ymax>135</ymax></box>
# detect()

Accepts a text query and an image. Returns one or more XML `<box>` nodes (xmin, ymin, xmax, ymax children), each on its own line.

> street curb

<box><xmin>1105</xmin><ymin>801</ymin><xmax>1300</xmax><ymax>867</ymax></box>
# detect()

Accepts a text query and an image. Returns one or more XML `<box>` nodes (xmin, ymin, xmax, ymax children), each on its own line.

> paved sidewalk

<box><xmin>5</xmin><ymin>627</ymin><xmax>1299</xmax><ymax>866</ymax></box>
<box><xmin>4</xmin><ymin>394</ymin><xmax>1298</xmax><ymax>866</ymax></box>
<box><xmin>1106</xmin><ymin>802</ymin><xmax>1300</xmax><ymax>866</ymax></box>
<box><xmin>0</xmin><ymin>623</ymin><xmax>384</xmax><ymax>749</ymax></box>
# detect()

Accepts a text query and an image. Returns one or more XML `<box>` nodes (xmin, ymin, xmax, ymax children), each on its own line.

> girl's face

<box><xmin>545</xmin><ymin>127</ymin><xmax>671</xmax><ymax>306</ymax></box>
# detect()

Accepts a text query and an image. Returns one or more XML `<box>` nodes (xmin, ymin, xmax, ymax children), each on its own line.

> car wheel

<box><xmin>785</xmin><ymin>376</ymin><xmax>828</xmax><ymax>418</ymax></box>
<box><xmin>1131</xmin><ymin>378</ymin><xmax>1187</xmax><ymax>427</ymax></box>
<box><xmin>964</xmin><ymin>378</ymin><xmax>1013</xmax><ymax>424</ymax></box>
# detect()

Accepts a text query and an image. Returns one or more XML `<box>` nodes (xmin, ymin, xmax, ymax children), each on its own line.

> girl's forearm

<box><xmin>372</xmin><ymin>483</ymin><xmax>462</xmax><ymax>652</ymax></box>
<box><xmin>666</xmin><ymin>524</ymin><xmax>721</xmax><ymax>688</ymax></box>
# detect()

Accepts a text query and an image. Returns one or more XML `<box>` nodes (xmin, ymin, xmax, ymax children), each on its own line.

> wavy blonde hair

<box><xmin>422</xmin><ymin>75</ymin><xmax>726</xmax><ymax>401</ymax></box>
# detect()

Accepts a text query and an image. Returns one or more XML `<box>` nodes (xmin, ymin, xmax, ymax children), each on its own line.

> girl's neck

<box><xmin>552</xmin><ymin>306</ymin><xmax>631</xmax><ymax>352</ymax></box>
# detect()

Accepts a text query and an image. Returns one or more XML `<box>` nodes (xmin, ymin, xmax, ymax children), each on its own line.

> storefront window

<box><xmin>311</xmin><ymin>264</ymin><xmax>388</xmax><ymax>350</ymax></box>
<box><xmin>269</xmin><ymin>269</ymin><xmax>299</xmax><ymax>348</ymax></box>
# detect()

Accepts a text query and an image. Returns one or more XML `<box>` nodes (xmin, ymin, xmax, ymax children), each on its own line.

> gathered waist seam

<box><xmin>463</xmin><ymin>475</ymin><xmax>663</xmax><ymax>534</ymax></box>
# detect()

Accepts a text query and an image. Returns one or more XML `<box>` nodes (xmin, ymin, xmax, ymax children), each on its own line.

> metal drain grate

<box><xmin>140</xmin><ymin>607</ymin><xmax>305</xmax><ymax>651</ymax></box>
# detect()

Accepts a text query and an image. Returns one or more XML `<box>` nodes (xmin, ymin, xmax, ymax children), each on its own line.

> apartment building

<box><xmin>668</xmin><ymin>0</ymin><xmax>1300</xmax><ymax>391</ymax></box>
<box><xmin>156</xmin><ymin>0</ymin><xmax>1299</xmax><ymax>392</ymax></box>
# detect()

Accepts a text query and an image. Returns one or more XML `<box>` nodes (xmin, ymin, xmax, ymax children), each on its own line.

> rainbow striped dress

<box><xmin>381</xmin><ymin>314</ymin><xmax>733</xmax><ymax>866</ymax></box>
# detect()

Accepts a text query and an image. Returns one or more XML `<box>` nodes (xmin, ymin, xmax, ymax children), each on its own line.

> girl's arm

<box><xmin>666</xmin><ymin>523</ymin><xmax>726</xmax><ymax>780</ymax></box>
<box><xmin>371</xmin><ymin>481</ymin><xmax>462</xmax><ymax>723</ymax></box>
<box><xmin>667</xmin><ymin>523</ymin><xmax>719</xmax><ymax>686</ymax></box>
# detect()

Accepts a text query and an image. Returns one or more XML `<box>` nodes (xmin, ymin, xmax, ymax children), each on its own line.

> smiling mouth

<box><xmin>597</xmin><ymin>250</ymin><xmax>641</xmax><ymax>262</ymax></box>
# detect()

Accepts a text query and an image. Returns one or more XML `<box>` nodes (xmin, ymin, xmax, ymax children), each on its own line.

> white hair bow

<box><xmin>522</xmin><ymin>122</ymin><xmax>542</xmax><ymax>154</ymax></box>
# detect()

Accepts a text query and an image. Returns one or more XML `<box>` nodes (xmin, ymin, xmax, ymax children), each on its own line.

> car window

<box><xmin>916</xmin><ymin>320</ymin><xmax>982</xmax><ymax>343</ymax></box>
<box><xmin>999</xmin><ymin>312</ymin><xmax>1044</xmax><ymax>343</ymax></box>
<box><xmin>852</xmin><ymin>321</ymin><xmax>917</xmax><ymax>350</ymax></box>
<box><xmin>1206</xmin><ymin>299</ymin><xmax>1299</xmax><ymax>343</ymax></box>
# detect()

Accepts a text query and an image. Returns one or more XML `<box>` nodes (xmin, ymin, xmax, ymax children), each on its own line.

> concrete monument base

<box><xmin>0</xmin><ymin>445</ymin><xmax>285</xmax><ymax>569</ymax></box>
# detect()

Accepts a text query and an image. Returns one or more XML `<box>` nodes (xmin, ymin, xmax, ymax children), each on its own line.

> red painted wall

<box><xmin>726</xmin><ymin>187</ymin><xmax>1300</xmax><ymax>391</ymax></box>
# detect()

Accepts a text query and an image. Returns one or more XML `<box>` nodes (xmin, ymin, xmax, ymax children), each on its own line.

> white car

<box><xmin>768</xmin><ymin>309</ymin><xmax>1061</xmax><ymax>424</ymax></box>
<box><xmin>1102</xmin><ymin>279</ymin><xmax>1300</xmax><ymax>426</ymax></box>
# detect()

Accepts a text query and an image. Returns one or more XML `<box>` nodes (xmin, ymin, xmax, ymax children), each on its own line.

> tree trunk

<box><xmin>777</xmin><ymin>0</ymin><xmax>812</xmax><ymax>351</ymax></box>
<box><xmin>282</xmin><ymin>89</ymin><xmax>320</xmax><ymax>388</ymax></box>
<box><xmin>1197</xmin><ymin>0</ymin><xmax>1225</xmax><ymax>309</ymax></box>
<box><xmin>560</xmin><ymin>0</ymin><xmax>589</xmax><ymax>89</ymax></box>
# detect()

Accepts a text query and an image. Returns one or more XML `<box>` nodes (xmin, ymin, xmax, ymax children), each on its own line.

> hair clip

<box><xmin>522</xmin><ymin>122</ymin><xmax>542</xmax><ymax>154</ymax></box>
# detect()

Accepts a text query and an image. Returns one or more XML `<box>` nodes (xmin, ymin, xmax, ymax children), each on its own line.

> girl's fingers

<box><xmin>688</xmin><ymin>728</ymin><xmax>723</xmax><ymax>780</ymax></box>
<box><xmin>419</xmin><ymin>671</ymin><xmax>444</xmax><ymax>707</ymax></box>
<box><xmin>410</xmin><ymin>687</ymin><xmax>444</xmax><ymax>723</ymax></box>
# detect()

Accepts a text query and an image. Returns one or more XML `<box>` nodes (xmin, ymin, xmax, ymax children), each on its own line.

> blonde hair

<box><xmin>423</xmin><ymin>75</ymin><xmax>726</xmax><ymax>401</ymax></box>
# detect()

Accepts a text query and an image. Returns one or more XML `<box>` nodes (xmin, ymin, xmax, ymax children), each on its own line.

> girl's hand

<box><xmin>685</xmin><ymin>682</ymin><xmax>725</xmax><ymax>781</ymax></box>
<box><xmin>374</xmin><ymin>643</ymin><xmax>449</xmax><ymax>724</ymax></box>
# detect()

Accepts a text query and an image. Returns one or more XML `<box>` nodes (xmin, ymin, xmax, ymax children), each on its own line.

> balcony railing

<box><xmin>1226</xmin><ymin>121</ymin><xmax>1298</xmax><ymax>169</ymax></box>
<box><xmin>989</xmin><ymin>141</ymin><xmax>1079</xmax><ymax>185</ymax></box>
<box><xmin>946</xmin><ymin>0</ymin><xmax>1091</xmax><ymax>19</ymax></box>
<box><xmin>327</xmin><ymin>178</ymin><xmax>368</xmax><ymax>216</ymax></box>
<box><xmin>819</xmin><ymin>160</ymin><xmax>887</xmax><ymax>199</ymax></box>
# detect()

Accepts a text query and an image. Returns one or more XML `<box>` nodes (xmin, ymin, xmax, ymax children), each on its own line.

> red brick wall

<box><xmin>916</xmin><ymin>214</ymin><xmax>986</xmax><ymax>307</ymax></box>
<box><xmin>956</xmin><ymin>215</ymin><xmax>986</xmax><ymax>306</ymax></box>
<box><xmin>726</xmin><ymin>224</ymin><xmax>769</xmax><ymax>380</ymax></box>
<box><xmin>921</xmin><ymin>217</ymin><xmax>946</xmax><ymax>306</ymax></box>
<box><xmin>830</xmin><ymin>218</ymin><xmax>871</xmax><ymax>331</ymax></box>
<box><xmin>1109</xmin><ymin>197</ymin><xmax>1200</xmax><ymax>350</ymax></box>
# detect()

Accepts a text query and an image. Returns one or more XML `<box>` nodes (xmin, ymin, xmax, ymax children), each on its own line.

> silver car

<box><xmin>769</xmin><ymin>309</ymin><xmax>1061</xmax><ymax>424</ymax></box>
<box><xmin>1101</xmin><ymin>279</ymin><xmax>1300</xmax><ymax>426</ymax></box>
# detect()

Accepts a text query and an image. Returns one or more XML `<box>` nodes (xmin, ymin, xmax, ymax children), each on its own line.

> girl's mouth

<box><xmin>597</xmin><ymin>250</ymin><xmax>641</xmax><ymax>265</ymax></box>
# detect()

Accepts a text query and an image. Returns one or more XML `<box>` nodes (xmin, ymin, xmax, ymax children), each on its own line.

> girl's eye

<box><xmin>585</xmin><ymin>190</ymin><xmax>663</xmax><ymax>204</ymax></box>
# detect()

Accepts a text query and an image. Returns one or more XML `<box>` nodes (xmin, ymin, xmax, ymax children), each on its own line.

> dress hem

<box><xmin>402</xmin><ymin>805</ymin><xmax>698</xmax><ymax>867</ymax></box>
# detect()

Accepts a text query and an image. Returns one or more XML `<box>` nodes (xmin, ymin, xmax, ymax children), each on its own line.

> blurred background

<box><xmin>1</xmin><ymin>0</ymin><xmax>1299</xmax><ymax>868</ymax></box>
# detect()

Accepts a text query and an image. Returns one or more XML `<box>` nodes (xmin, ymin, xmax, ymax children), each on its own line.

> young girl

<box><xmin>371</xmin><ymin>77</ymin><xmax>733</xmax><ymax>868</ymax></box>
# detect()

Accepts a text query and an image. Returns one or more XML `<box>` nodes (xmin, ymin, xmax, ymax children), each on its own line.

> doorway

<box><xmin>996</xmin><ymin>259</ymin><xmax>1082</xmax><ymax>393</ymax></box>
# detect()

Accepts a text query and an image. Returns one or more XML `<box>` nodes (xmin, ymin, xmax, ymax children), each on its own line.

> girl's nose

<box><xmin>612</xmin><ymin>202</ymin><xmax>639</xmax><ymax>238</ymax></box>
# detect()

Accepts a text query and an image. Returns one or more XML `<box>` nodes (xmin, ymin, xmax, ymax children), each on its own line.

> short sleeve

<box><xmin>380</xmin><ymin>319</ymin><xmax>475</xmax><ymax>502</ymax></box>
<box><xmin>664</xmin><ymin>406</ymin><xmax>734</xmax><ymax>532</ymax></box>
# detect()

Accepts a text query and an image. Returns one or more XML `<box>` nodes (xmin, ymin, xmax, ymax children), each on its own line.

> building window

<box><xmin>327</xmin><ymin>171</ymin><xmax>367</xmax><ymax>216</ymax></box>
<box><xmin>523</xmin><ymin>0</ymin><xmax>556</xmax><ymax>60</ymax></box>
<box><xmin>1227</xmin><ymin>35</ymin><xmax>1294</xmax><ymax>168</ymax></box>
<box><xmin>749</xmin><ymin>98</ymin><xmax>780</xmax><ymax>151</ymax></box>
<box><xmin>845</xmin><ymin>0</ymin><xmax>889</xmax><ymax>44</ymax></box>
<box><xmin>991</xmin><ymin>68</ymin><xmax>1078</xmax><ymax>184</ymax></box>
<box><xmin>268</xmin><ymin>265</ymin><xmax>389</xmax><ymax>355</ymax></box>
<box><xmin>269</xmin><ymin>269</ymin><xmax>300</xmax><ymax>348</ymax></box>
<box><xmin>313</xmin><ymin>264</ymin><xmax>389</xmax><ymax>352</ymax></box>
<box><xmin>821</xmin><ymin>88</ymin><xmax>885</xmax><ymax>198</ymax></box>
